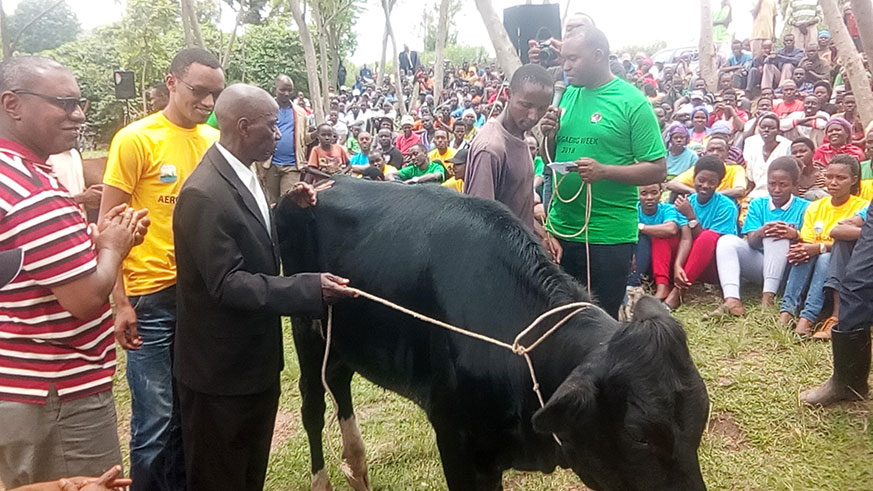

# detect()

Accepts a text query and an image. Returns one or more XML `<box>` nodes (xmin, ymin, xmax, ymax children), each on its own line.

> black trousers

<box><xmin>178</xmin><ymin>381</ymin><xmax>280</xmax><ymax>491</ymax></box>
<box><xmin>839</xmin><ymin>204</ymin><xmax>873</xmax><ymax>332</ymax></box>
<box><xmin>558</xmin><ymin>240</ymin><xmax>636</xmax><ymax>320</ymax></box>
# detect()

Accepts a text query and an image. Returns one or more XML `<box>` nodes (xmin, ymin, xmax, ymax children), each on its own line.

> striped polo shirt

<box><xmin>786</xmin><ymin>0</ymin><xmax>821</xmax><ymax>27</ymax></box>
<box><xmin>0</xmin><ymin>139</ymin><xmax>115</xmax><ymax>404</ymax></box>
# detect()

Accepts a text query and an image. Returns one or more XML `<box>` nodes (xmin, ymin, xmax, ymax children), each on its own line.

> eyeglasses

<box><xmin>175</xmin><ymin>77</ymin><xmax>222</xmax><ymax>101</ymax></box>
<box><xmin>12</xmin><ymin>90</ymin><xmax>86</xmax><ymax>113</ymax></box>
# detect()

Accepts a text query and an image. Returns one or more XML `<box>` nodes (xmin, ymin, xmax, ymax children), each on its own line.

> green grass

<box><xmin>113</xmin><ymin>287</ymin><xmax>873</xmax><ymax>490</ymax></box>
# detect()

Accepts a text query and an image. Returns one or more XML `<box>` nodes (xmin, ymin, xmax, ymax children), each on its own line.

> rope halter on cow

<box><xmin>321</xmin><ymin>287</ymin><xmax>604</xmax><ymax>453</ymax></box>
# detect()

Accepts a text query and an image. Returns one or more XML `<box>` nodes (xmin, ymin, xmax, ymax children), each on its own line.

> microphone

<box><xmin>552</xmin><ymin>80</ymin><xmax>566</xmax><ymax>108</ymax></box>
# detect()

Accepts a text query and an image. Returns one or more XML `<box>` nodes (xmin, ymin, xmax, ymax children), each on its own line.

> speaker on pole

<box><xmin>502</xmin><ymin>4</ymin><xmax>562</xmax><ymax>65</ymax></box>
<box><xmin>114</xmin><ymin>70</ymin><xmax>136</xmax><ymax>100</ymax></box>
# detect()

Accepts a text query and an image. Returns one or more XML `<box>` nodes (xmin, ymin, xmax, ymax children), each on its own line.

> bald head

<box><xmin>215</xmin><ymin>83</ymin><xmax>277</xmax><ymax>131</ymax></box>
<box><xmin>215</xmin><ymin>84</ymin><xmax>280</xmax><ymax>163</ymax></box>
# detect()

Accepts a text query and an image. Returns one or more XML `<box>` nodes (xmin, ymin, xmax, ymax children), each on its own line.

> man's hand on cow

<box><xmin>539</xmin><ymin>107</ymin><xmax>561</xmax><ymax>139</ymax></box>
<box><xmin>575</xmin><ymin>158</ymin><xmax>607</xmax><ymax>183</ymax></box>
<box><xmin>321</xmin><ymin>273</ymin><xmax>359</xmax><ymax>304</ymax></box>
<box><xmin>286</xmin><ymin>182</ymin><xmax>319</xmax><ymax>208</ymax></box>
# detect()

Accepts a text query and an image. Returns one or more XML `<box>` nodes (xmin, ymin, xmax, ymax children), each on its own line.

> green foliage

<box><xmin>417</xmin><ymin>0</ymin><xmax>463</xmax><ymax>52</ymax></box>
<box><xmin>8</xmin><ymin>0</ymin><xmax>81</xmax><ymax>53</ymax></box>
<box><xmin>117</xmin><ymin>0</ymin><xmax>185</xmax><ymax>102</ymax></box>
<box><xmin>420</xmin><ymin>44</ymin><xmax>492</xmax><ymax>68</ymax></box>
<box><xmin>617</xmin><ymin>40</ymin><xmax>669</xmax><ymax>57</ymax></box>
<box><xmin>224</xmin><ymin>16</ymin><xmax>308</xmax><ymax>93</ymax></box>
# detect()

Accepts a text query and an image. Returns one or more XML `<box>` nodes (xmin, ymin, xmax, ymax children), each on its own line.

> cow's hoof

<box><xmin>340</xmin><ymin>415</ymin><xmax>371</xmax><ymax>490</ymax></box>
<box><xmin>311</xmin><ymin>469</ymin><xmax>333</xmax><ymax>491</ymax></box>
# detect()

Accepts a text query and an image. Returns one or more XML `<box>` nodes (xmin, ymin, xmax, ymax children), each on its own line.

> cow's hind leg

<box><xmin>292</xmin><ymin>318</ymin><xmax>333</xmax><ymax>491</ymax></box>
<box><xmin>328</xmin><ymin>366</ymin><xmax>371</xmax><ymax>491</ymax></box>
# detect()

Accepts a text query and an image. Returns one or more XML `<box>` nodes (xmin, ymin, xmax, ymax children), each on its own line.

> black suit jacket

<box><xmin>173</xmin><ymin>145</ymin><xmax>323</xmax><ymax>396</ymax></box>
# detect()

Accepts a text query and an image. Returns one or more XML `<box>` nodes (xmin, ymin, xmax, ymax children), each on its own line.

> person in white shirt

<box><xmin>743</xmin><ymin>112</ymin><xmax>793</xmax><ymax>199</ymax></box>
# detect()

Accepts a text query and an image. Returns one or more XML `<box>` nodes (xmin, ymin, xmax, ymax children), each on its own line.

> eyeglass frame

<box><xmin>173</xmin><ymin>76</ymin><xmax>223</xmax><ymax>102</ymax></box>
<box><xmin>10</xmin><ymin>90</ymin><xmax>87</xmax><ymax>114</ymax></box>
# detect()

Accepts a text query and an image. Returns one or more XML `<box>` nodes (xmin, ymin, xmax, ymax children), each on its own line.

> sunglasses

<box><xmin>12</xmin><ymin>90</ymin><xmax>86</xmax><ymax>113</ymax></box>
<box><xmin>176</xmin><ymin>77</ymin><xmax>223</xmax><ymax>101</ymax></box>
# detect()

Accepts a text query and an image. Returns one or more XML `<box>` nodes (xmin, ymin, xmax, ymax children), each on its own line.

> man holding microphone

<box><xmin>540</xmin><ymin>26</ymin><xmax>667</xmax><ymax>319</ymax></box>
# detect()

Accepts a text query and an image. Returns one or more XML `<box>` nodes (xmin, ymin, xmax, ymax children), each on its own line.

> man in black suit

<box><xmin>172</xmin><ymin>83</ymin><xmax>357</xmax><ymax>490</ymax></box>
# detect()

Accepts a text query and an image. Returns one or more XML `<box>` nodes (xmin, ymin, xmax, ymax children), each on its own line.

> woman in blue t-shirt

<box><xmin>665</xmin><ymin>125</ymin><xmax>699</xmax><ymax>179</ymax></box>
<box><xmin>627</xmin><ymin>183</ymin><xmax>686</xmax><ymax>301</ymax></box>
<box><xmin>714</xmin><ymin>157</ymin><xmax>809</xmax><ymax>316</ymax></box>
<box><xmin>664</xmin><ymin>156</ymin><xmax>739</xmax><ymax>310</ymax></box>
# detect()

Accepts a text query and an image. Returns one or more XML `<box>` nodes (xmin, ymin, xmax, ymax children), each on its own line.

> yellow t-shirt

<box><xmin>675</xmin><ymin>163</ymin><xmax>747</xmax><ymax>193</ymax></box>
<box><xmin>799</xmin><ymin>195</ymin><xmax>869</xmax><ymax>244</ymax></box>
<box><xmin>859</xmin><ymin>180</ymin><xmax>873</xmax><ymax>201</ymax></box>
<box><xmin>103</xmin><ymin>112</ymin><xmax>219</xmax><ymax>296</ymax></box>
<box><xmin>442</xmin><ymin>177</ymin><xmax>464</xmax><ymax>192</ymax></box>
<box><xmin>429</xmin><ymin>147</ymin><xmax>456</xmax><ymax>173</ymax></box>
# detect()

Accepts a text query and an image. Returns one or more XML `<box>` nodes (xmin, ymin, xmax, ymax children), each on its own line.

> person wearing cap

<box><xmin>442</xmin><ymin>148</ymin><xmax>468</xmax><ymax>192</ymax></box>
<box><xmin>394</xmin><ymin>115</ymin><xmax>422</xmax><ymax>156</ymax></box>
<box><xmin>665</xmin><ymin>125</ymin><xmax>698</xmax><ymax>179</ymax></box>
<box><xmin>814</xmin><ymin>118</ymin><xmax>865</xmax><ymax>167</ymax></box>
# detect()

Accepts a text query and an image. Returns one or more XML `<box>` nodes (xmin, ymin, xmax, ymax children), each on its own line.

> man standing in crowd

<box><xmin>541</xmin><ymin>26</ymin><xmax>666</xmax><ymax>319</ymax></box>
<box><xmin>261</xmin><ymin>74</ymin><xmax>311</xmax><ymax>205</ymax></box>
<box><xmin>0</xmin><ymin>56</ymin><xmax>147</xmax><ymax>488</ymax></box>
<box><xmin>750</xmin><ymin>0</ymin><xmax>777</xmax><ymax>57</ymax></box>
<box><xmin>100</xmin><ymin>48</ymin><xmax>224</xmax><ymax>491</ymax></box>
<box><xmin>784</xmin><ymin>0</ymin><xmax>822</xmax><ymax>52</ymax></box>
<box><xmin>173</xmin><ymin>83</ymin><xmax>357</xmax><ymax>489</ymax></box>
<box><xmin>465</xmin><ymin>63</ymin><xmax>553</xmax><ymax>235</ymax></box>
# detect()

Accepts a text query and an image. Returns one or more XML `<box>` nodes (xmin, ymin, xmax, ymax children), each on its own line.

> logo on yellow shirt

<box><xmin>160</xmin><ymin>164</ymin><xmax>178</xmax><ymax>183</ymax></box>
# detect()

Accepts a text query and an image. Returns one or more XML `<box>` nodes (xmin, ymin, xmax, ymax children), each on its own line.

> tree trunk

<box><xmin>822</xmin><ymin>0</ymin><xmax>873</xmax><ymax>126</ymax></box>
<box><xmin>473</xmin><ymin>0</ymin><xmax>521</xmax><ymax>79</ymax></box>
<box><xmin>288</xmin><ymin>0</ymin><xmax>325</xmax><ymax>122</ymax></box>
<box><xmin>432</xmin><ymin>0</ymin><xmax>449</xmax><ymax>106</ymax></box>
<box><xmin>377</xmin><ymin>0</ymin><xmax>395</xmax><ymax>87</ymax></box>
<box><xmin>311</xmin><ymin>1</ymin><xmax>331</xmax><ymax>116</ymax></box>
<box><xmin>221</xmin><ymin>0</ymin><xmax>246</xmax><ymax>69</ymax></box>
<box><xmin>328</xmin><ymin>29</ymin><xmax>340</xmax><ymax>91</ymax></box>
<box><xmin>850</xmin><ymin>0</ymin><xmax>873</xmax><ymax>75</ymax></box>
<box><xmin>180</xmin><ymin>0</ymin><xmax>204</xmax><ymax>48</ymax></box>
<box><xmin>698</xmin><ymin>0</ymin><xmax>718</xmax><ymax>92</ymax></box>
<box><xmin>382</xmin><ymin>0</ymin><xmax>406</xmax><ymax>116</ymax></box>
<box><xmin>0</xmin><ymin>0</ymin><xmax>10</xmax><ymax>59</ymax></box>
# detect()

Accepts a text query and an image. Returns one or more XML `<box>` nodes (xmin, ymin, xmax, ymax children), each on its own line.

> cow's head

<box><xmin>532</xmin><ymin>297</ymin><xmax>709</xmax><ymax>491</ymax></box>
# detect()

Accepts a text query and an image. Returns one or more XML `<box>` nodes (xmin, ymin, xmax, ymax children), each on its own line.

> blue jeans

<box><xmin>781</xmin><ymin>253</ymin><xmax>831</xmax><ymax>322</ymax></box>
<box><xmin>627</xmin><ymin>235</ymin><xmax>652</xmax><ymax>287</ymax></box>
<box><xmin>126</xmin><ymin>285</ymin><xmax>185</xmax><ymax>491</ymax></box>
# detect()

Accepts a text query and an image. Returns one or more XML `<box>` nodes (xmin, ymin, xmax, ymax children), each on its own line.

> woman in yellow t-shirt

<box><xmin>779</xmin><ymin>155</ymin><xmax>869</xmax><ymax>338</ymax></box>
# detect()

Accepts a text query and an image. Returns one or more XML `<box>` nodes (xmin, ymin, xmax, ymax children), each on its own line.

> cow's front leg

<box><xmin>432</xmin><ymin>421</ymin><xmax>504</xmax><ymax>491</ymax></box>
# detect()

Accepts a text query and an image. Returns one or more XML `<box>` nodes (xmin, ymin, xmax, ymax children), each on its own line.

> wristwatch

<box><xmin>688</xmin><ymin>219</ymin><xmax>700</xmax><ymax>228</ymax></box>
<box><xmin>638</xmin><ymin>223</ymin><xmax>645</xmax><ymax>231</ymax></box>
<box><xmin>819</xmin><ymin>243</ymin><xmax>827</xmax><ymax>254</ymax></box>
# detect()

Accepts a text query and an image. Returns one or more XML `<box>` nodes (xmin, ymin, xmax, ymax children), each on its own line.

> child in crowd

<box><xmin>664</xmin><ymin>156</ymin><xmax>739</xmax><ymax>310</ymax></box>
<box><xmin>780</xmin><ymin>155</ymin><xmax>869</xmax><ymax>338</ymax></box>
<box><xmin>715</xmin><ymin>157</ymin><xmax>810</xmax><ymax>316</ymax></box>
<box><xmin>626</xmin><ymin>183</ymin><xmax>686</xmax><ymax>301</ymax></box>
<box><xmin>308</xmin><ymin>123</ymin><xmax>350</xmax><ymax>174</ymax></box>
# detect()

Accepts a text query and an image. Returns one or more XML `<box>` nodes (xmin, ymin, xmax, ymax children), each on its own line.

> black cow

<box><xmin>277</xmin><ymin>177</ymin><xmax>709</xmax><ymax>491</ymax></box>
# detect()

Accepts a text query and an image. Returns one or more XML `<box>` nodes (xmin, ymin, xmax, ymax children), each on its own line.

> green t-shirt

<box><xmin>534</xmin><ymin>155</ymin><xmax>545</xmax><ymax>177</ymax></box>
<box><xmin>546</xmin><ymin>77</ymin><xmax>666</xmax><ymax>244</ymax></box>
<box><xmin>862</xmin><ymin>160</ymin><xmax>872</xmax><ymax>180</ymax></box>
<box><xmin>397</xmin><ymin>161</ymin><xmax>447</xmax><ymax>182</ymax></box>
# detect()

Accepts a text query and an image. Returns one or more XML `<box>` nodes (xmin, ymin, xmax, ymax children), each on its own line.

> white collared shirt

<box><xmin>215</xmin><ymin>143</ymin><xmax>271</xmax><ymax>230</ymax></box>
<box><xmin>768</xmin><ymin>194</ymin><xmax>794</xmax><ymax>211</ymax></box>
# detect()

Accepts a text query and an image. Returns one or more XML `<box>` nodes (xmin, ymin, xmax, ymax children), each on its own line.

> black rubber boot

<box><xmin>800</xmin><ymin>326</ymin><xmax>870</xmax><ymax>406</ymax></box>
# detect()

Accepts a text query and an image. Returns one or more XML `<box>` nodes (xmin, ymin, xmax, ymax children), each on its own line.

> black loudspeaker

<box><xmin>503</xmin><ymin>4</ymin><xmax>562</xmax><ymax>65</ymax></box>
<box><xmin>114</xmin><ymin>70</ymin><xmax>136</xmax><ymax>100</ymax></box>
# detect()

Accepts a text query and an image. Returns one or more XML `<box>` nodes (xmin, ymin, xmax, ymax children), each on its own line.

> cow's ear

<box><xmin>531</xmin><ymin>368</ymin><xmax>599</xmax><ymax>434</ymax></box>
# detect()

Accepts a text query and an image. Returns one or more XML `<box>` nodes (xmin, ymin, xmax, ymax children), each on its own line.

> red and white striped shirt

<box><xmin>0</xmin><ymin>139</ymin><xmax>114</xmax><ymax>404</ymax></box>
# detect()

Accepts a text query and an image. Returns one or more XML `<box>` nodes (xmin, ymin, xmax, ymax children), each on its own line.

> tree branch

<box><xmin>9</xmin><ymin>0</ymin><xmax>64</xmax><ymax>50</ymax></box>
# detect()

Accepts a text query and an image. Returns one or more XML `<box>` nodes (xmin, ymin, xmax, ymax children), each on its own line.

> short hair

<box><xmin>409</xmin><ymin>143</ymin><xmax>427</xmax><ymax>154</ymax></box>
<box><xmin>169</xmin><ymin>48</ymin><xmax>221</xmax><ymax>77</ymax></box>
<box><xmin>316</xmin><ymin>122</ymin><xmax>333</xmax><ymax>132</ymax></box>
<box><xmin>150</xmin><ymin>83</ymin><xmax>169</xmax><ymax>96</ymax></box>
<box><xmin>362</xmin><ymin>166</ymin><xmax>384</xmax><ymax>180</ymax></box>
<box><xmin>509</xmin><ymin>63</ymin><xmax>553</xmax><ymax>92</ymax></box>
<box><xmin>0</xmin><ymin>55</ymin><xmax>66</xmax><ymax>92</ymax></box>
<box><xmin>830</xmin><ymin>154</ymin><xmax>861</xmax><ymax>183</ymax></box>
<box><xmin>434</xmin><ymin>129</ymin><xmax>448</xmax><ymax>138</ymax></box>
<box><xmin>768</xmin><ymin>156</ymin><xmax>801</xmax><ymax>183</ymax></box>
<box><xmin>452</xmin><ymin>120</ymin><xmax>467</xmax><ymax>130</ymax></box>
<box><xmin>791</xmin><ymin>136</ymin><xmax>816</xmax><ymax>152</ymax></box>
<box><xmin>707</xmin><ymin>133</ymin><xmax>730</xmax><ymax>146</ymax></box>
<box><xmin>694</xmin><ymin>155</ymin><xmax>726</xmax><ymax>182</ymax></box>
<box><xmin>573</xmin><ymin>26</ymin><xmax>610</xmax><ymax>56</ymax></box>
<box><xmin>813</xmin><ymin>80</ymin><xmax>832</xmax><ymax>92</ymax></box>
<box><xmin>275</xmin><ymin>74</ymin><xmax>293</xmax><ymax>86</ymax></box>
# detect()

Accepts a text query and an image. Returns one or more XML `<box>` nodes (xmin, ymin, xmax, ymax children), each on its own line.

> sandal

<box><xmin>812</xmin><ymin>316</ymin><xmax>838</xmax><ymax>341</ymax></box>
